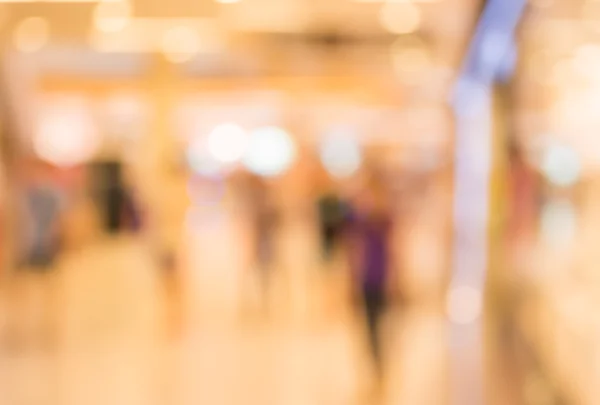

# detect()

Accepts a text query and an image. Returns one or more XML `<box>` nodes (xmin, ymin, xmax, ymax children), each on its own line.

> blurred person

<box><xmin>506</xmin><ymin>140</ymin><xmax>539</xmax><ymax>254</ymax></box>
<box><xmin>499</xmin><ymin>141</ymin><xmax>540</xmax><ymax>344</ymax></box>
<box><xmin>313</xmin><ymin>176</ymin><xmax>352</xmax><ymax>323</ymax></box>
<box><xmin>121</xmin><ymin>185</ymin><xmax>145</xmax><ymax>234</ymax></box>
<box><xmin>344</xmin><ymin>168</ymin><xmax>397</xmax><ymax>394</ymax></box>
<box><xmin>20</xmin><ymin>163</ymin><xmax>66</xmax><ymax>269</ymax></box>
<box><xmin>241</xmin><ymin>171</ymin><xmax>278</xmax><ymax>314</ymax></box>
<box><xmin>104</xmin><ymin>162</ymin><xmax>126</xmax><ymax>234</ymax></box>
<box><xmin>154</xmin><ymin>159</ymin><xmax>191</xmax><ymax>338</ymax></box>
<box><xmin>317</xmin><ymin>187</ymin><xmax>347</xmax><ymax>262</ymax></box>
<box><xmin>6</xmin><ymin>160</ymin><xmax>67</xmax><ymax>348</ymax></box>
<box><xmin>119</xmin><ymin>165</ymin><xmax>146</xmax><ymax>235</ymax></box>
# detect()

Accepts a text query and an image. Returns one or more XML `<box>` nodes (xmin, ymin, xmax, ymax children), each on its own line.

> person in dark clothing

<box><xmin>242</xmin><ymin>173</ymin><xmax>278</xmax><ymax>313</ymax></box>
<box><xmin>7</xmin><ymin>163</ymin><xmax>66</xmax><ymax>349</ymax></box>
<box><xmin>344</xmin><ymin>171</ymin><xmax>394</xmax><ymax>387</ymax></box>
<box><xmin>21</xmin><ymin>177</ymin><xmax>65</xmax><ymax>270</ymax></box>
<box><xmin>317</xmin><ymin>193</ymin><xmax>347</xmax><ymax>261</ymax></box>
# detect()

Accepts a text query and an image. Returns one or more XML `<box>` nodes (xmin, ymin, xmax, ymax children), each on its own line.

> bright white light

<box><xmin>34</xmin><ymin>103</ymin><xmax>99</xmax><ymax>167</ymax></box>
<box><xmin>243</xmin><ymin>126</ymin><xmax>296</xmax><ymax>177</ymax></box>
<box><xmin>320</xmin><ymin>135</ymin><xmax>362</xmax><ymax>178</ymax></box>
<box><xmin>207</xmin><ymin>123</ymin><xmax>248</xmax><ymax>164</ymax></box>
<box><xmin>446</xmin><ymin>285</ymin><xmax>482</xmax><ymax>325</ymax></box>
<box><xmin>379</xmin><ymin>2</ymin><xmax>421</xmax><ymax>35</ymax></box>
<box><xmin>14</xmin><ymin>17</ymin><xmax>49</xmax><ymax>53</ymax></box>
<box><xmin>93</xmin><ymin>0</ymin><xmax>131</xmax><ymax>33</ymax></box>
<box><xmin>541</xmin><ymin>199</ymin><xmax>577</xmax><ymax>248</ymax></box>
<box><xmin>542</xmin><ymin>144</ymin><xmax>580</xmax><ymax>187</ymax></box>
<box><xmin>187</xmin><ymin>137</ymin><xmax>223</xmax><ymax>178</ymax></box>
<box><xmin>161</xmin><ymin>25</ymin><xmax>200</xmax><ymax>63</ymax></box>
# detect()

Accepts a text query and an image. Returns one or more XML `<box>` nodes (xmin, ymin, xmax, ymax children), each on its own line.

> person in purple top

<box><xmin>344</xmin><ymin>170</ymin><xmax>394</xmax><ymax>384</ymax></box>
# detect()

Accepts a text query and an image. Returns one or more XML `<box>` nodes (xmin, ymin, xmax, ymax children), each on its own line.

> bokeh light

<box><xmin>34</xmin><ymin>102</ymin><xmax>99</xmax><ymax>167</ymax></box>
<box><xmin>93</xmin><ymin>0</ymin><xmax>131</xmax><ymax>33</ymax></box>
<box><xmin>320</xmin><ymin>134</ymin><xmax>362</xmax><ymax>178</ymax></box>
<box><xmin>13</xmin><ymin>16</ymin><xmax>49</xmax><ymax>53</ymax></box>
<box><xmin>542</xmin><ymin>143</ymin><xmax>581</xmax><ymax>187</ymax></box>
<box><xmin>379</xmin><ymin>1</ymin><xmax>421</xmax><ymax>35</ymax></box>
<box><xmin>207</xmin><ymin>123</ymin><xmax>248</xmax><ymax>164</ymax></box>
<box><xmin>243</xmin><ymin>126</ymin><xmax>296</xmax><ymax>177</ymax></box>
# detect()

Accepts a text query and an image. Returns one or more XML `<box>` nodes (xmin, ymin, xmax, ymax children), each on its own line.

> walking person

<box><xmin>153</xmin><ymin>162</ymin><xmax>191</xmax><ymax>339</ymax></box>
<box><xmin>8</xmin><ymin>160</ymin><xmax>66</xmax><ymax>349</ymax></box>
<box><xmin>344</xmin><ymin>169</ymin><xmax>396</xmax><ymax>397</ymax></box>
<box><xmin>236</xmin><ymin>172</ymin><xmax>278</xmax><ymax>315</ymax></box>
<box><xmin>317</xmin><ymin>190</ymin><xmax>347</xmax><ymax>263</ymax></box>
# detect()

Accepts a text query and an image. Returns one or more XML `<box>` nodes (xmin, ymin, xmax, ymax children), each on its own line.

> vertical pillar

<box><xmin>450</xmin><ymin>82</ymin><xmax>492</xmax><ymax>405</ymax></box>
<box><xmin>138</xmin><ymin>55</ymin><xmax>180</xmax><ymax>210</ymax></box>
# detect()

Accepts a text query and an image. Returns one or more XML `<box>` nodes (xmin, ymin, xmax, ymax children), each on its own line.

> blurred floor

<box><xmin>0</xmin><ymin>209</ymin><xmax>531</xmax><ymax>405</ymax></box>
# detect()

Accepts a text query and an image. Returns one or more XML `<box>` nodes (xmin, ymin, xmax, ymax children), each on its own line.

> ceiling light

<box><xmin>13</xmin><ymin>16</ymin><xmax>49</xmax><ymax>53</ymax></box>
<box><xmin>542</xmin><ymin>143</ymin><xmax>581</xmax><ymax>187</ymax></box>
<box><xmin>320</xmin><ymin>131</ymin><xmax>362</xmax><ymax>178</ymax></box>
<box><xmin>379</xmin><ymin>1</ymin><xmax>421</xmax><ymax>35</ymax></box>
<box><xmin>93</xmin><ymin>0</ymin><xmax>131</xmax><ymax>33</ymax></box>
<box><xmin>207</xmin><ymin>123</ymin><xmax>248</xmax><ymax>164</ymax></box>
<box><xmin>34</xmin><ymin>102</ymin><xmax>99</xmax><ymax>167</ymax></box>
<box><xmin>243</xmin><ymin>126</ymin><xmax>296</xmax><ymax>177</ymax></box>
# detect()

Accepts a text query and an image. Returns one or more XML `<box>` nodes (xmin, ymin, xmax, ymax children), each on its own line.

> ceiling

<box><xmin>0</xmin><ymin>0</ymin><xmax>483</xmax><ymax>77</ymax></box>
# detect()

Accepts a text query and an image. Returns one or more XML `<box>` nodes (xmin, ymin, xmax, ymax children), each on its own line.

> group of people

<box><xmin>237</xmin><ymin>166</ymin><xmax>400</xmax><ymax>391</ymax></box>
<box><xmin>10</xmin><ymin>156</ymin><xmax>402</xmax><ymax>394</ymax></box>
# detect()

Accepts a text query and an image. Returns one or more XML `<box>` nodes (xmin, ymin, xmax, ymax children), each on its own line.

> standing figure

<box><xmin>317</xmin><ymin>191</ymin><xmax>347</xmax><ymax>262</ymax></box>
<box><xmin>345</xmin><ymin>170</ymin><xmax>395</xmax><ymax>391</ymax></box>
<box><xmin>155</xmin><ymin>162</ymin><xmax>191</xmax><ymax>338</ymax></box>
<box><xmin>243</xmin><ymin>172</ymin><xmax>277</xmax><ymax>313</ymax></box>
<box><xmin>9</xmin><ymin>161</ymin><xmax>66</xmax><ymax>348</ymax></box>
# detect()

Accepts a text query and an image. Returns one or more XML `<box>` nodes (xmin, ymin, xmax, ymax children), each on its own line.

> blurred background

<box><xmin>0</xmin><ymin>0</ymin><xmax>592</xmax><ymax>404</ymax></box>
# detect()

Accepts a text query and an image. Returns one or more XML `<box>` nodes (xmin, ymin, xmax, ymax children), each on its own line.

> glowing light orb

<box><xmin>542</xmin><ymin>143</ymin><xmax>580</xmax><ymax>187</ymax></box>
<box><xmin>207</xmin><ymin>123</ymin><xmax>248</xmax><ymax>164</ymax></box>
<box><xmin>243</xmin><ymin>126</ymin><xmax>296</xmax><ymax>177</ymax></box>
<box><xmin>320</xmin><ymin>135</ymin><xmax>362</xmax><ymax>178</ymax></box>
<box><xmin>14</xmin><ymin>17</ymin><xmax>49</xmax><ymax>53</ymax></box>
<box><xmin>34</xmin><ymin>103</ymin><xmax>99</xmax><ymax>167</ymax></box>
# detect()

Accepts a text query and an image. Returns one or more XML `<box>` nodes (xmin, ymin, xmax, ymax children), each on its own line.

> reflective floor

<box><xmin>0</xmin><ymin>212</ymin><xmax>536</xmax><ymax>405</ymax></box>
